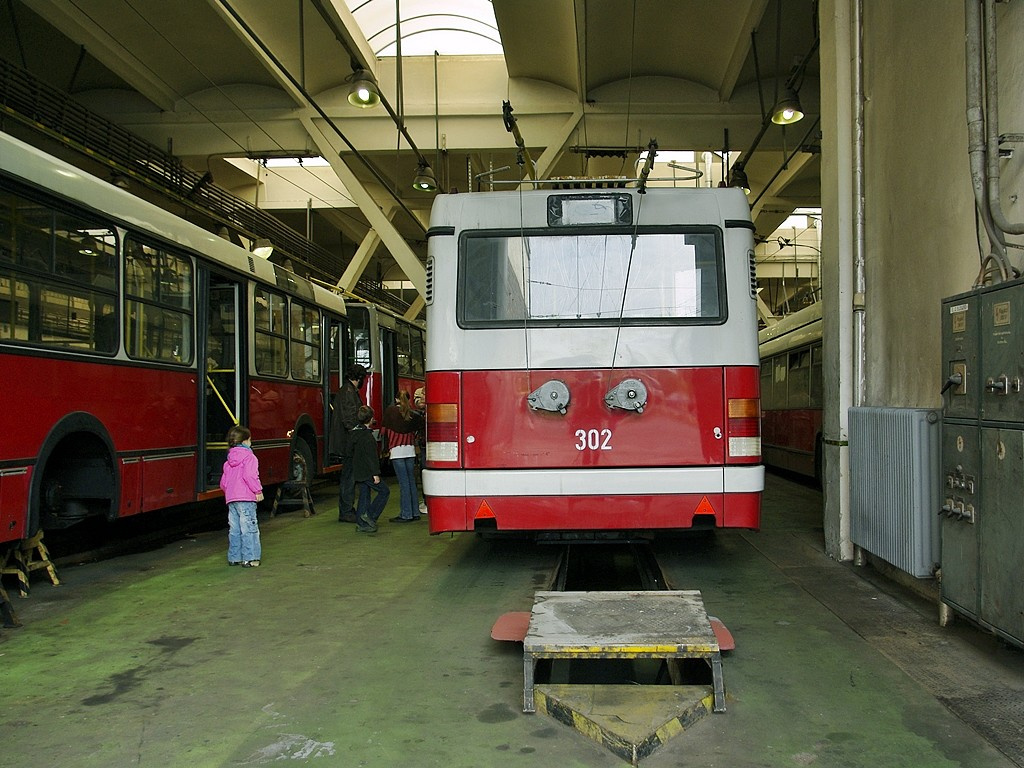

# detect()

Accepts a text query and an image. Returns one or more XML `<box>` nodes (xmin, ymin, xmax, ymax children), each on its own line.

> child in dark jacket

<box><xmin>350</xmin><ymin>405</ymin><xmax>390</xmax><ymax>532</ymax></box>
<box><xmin>220</xmin><ymin>425</ymin><xmax>264</xmax><ymax>566</ymax></box>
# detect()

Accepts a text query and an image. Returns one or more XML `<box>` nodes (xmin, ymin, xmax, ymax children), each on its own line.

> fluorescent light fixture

<box><xmin>263</xmin><ymin>156</ymin><xmax>330</xmax><ymax>168</ymax></box>
<box><xmin>638</xmin><ymin>150</ymin><xmax>695</xmax><ymax>164</ymax></box>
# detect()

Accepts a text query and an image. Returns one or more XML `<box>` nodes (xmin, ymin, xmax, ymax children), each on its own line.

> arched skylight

<box><xmin>346</xmin><ymin>0</ymin><xmax>502</xmax><ymax>56</ymax></box>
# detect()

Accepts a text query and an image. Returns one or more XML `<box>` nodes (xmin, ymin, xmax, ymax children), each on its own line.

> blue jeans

<box><xmin>357</xmin><ymin>477</ymin><xmax>391</xmax><ymax>525</ymax></box>
<box><xmin>392</xmin><ymin>457</ymin><xmax>418</xmax><ymax>519</ymax></box>
<box><xmin>227</xmin><ymin>501</ymin><xmax>261</xmax><ymax>562</ymax></box>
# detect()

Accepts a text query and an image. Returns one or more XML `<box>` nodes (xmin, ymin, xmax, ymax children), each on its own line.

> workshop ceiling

<box><xmin>0</xmin><ymin>0</ymin><xmax>821</xmax><ymax>290</ymax></box>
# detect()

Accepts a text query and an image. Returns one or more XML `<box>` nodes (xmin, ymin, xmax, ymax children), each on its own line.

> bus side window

<box><xmin>290</xmin><ymin>302</ymin><xmax>321</xmax><ymax>381</ymax></box>
<box><xmin>787</xmin><ymin>349</ymin><xmax>811</xmax><ymax>406</ymax></box>
<box><xmin>773</xmin><ymin>357</ymin><xmax>788</xmax><ymax>407</ymax></box>
<box><xmin>809</xmin><ymin>344</ymin><xmax>823</xmax><ymax>407</ymax></box>
<box><xmin>14</xmin><ymin>205</ymin><xmax>52</xmax><ymax>273</ymax></box>
<box><xmin>396</xmin><ymin>324</ymin><xmax>412</xmax><ymax>377</ymax></box>
<box><xmin>760</xmin><ymin>359</ymin><xmax>774</xmax><ymax>410</ymax></box>
<box><xmin>0</xmin><ymin>192</ymin><xmax>14</xmax><ymax>264</ymax></box>
<box><xmin>411</xmin><ymin>329</ymin><xmax>424</xmax><ymax>378</ymax></box>
<box><xmin>254</xmin><ymin>285</ymin><xmax>288</xmax><ymax>377</ymax></box>
<box><xmin>123</xmin><ymin>236</ymin><xmax>193</xmax><ymax>364</ymax></box>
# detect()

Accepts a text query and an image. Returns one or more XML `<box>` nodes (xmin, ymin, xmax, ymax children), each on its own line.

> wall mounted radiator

<box><xmin>849</xmin><ymin>407</ymin><xmax>941</xmax><ymax>578</ymax></box>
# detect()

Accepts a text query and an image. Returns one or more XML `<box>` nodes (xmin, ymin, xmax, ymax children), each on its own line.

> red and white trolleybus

<box><xmin>422</xmin><ymin>184</ymin><xmax>764</xmax><ymax>535</ymax></box>
<box><xmin>0</xmin><ymin>131</ymin><xmax>349</xmax><ymax>544</ymax></box>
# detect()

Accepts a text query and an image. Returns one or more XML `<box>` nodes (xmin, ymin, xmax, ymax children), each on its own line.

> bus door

<box><xmin>325</xmin><ymin>314</ymin><xmax>347</xmax><ymax>462</ymax></box>
<box><xmin>201</xmin><ymin>277</ymin><xmax>241</xmax><ymax>489</ymax></box>
<box><xmin>380</xmin><ymin>326</ymin><xmax>397</xmax><ymax>406</ymax></box>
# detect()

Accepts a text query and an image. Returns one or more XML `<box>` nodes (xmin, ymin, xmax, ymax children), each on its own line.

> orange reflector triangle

<box><xmin>475</xmin><ymin>500</ymin><xmax>495</xmax><ymax>520</ymax></box>
<box><xmin>695</xmin><ymin>495</ymin><xmax>716</xmax><ymax>516</ymax></box>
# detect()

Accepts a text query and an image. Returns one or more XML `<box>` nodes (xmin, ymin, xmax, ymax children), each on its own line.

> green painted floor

<box><xmin>1</xmin><ymin>474</ymin><xmax>1021</xmax><ymax>768</ymax></box>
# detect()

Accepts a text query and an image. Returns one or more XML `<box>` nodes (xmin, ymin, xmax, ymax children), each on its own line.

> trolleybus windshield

<box><xmin>458</xmin><ymin>229</ymin><xmax>724</xmax><ymax>326</ymax></box>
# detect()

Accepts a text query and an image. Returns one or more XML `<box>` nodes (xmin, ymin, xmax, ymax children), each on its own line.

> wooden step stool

<box><xmin>270</xmin><ymin>453</ymin><xmax>316</xmax><ymax>518</ymax></box>
<box><xmin>1</xmin><ymin>531</ymin><xmax>60</xmax><ymax>597</ymax></box>
<box><xmin>271</xmin><ymin>481</ymin><xmax>316</xmax><ymax>517</ymax></box>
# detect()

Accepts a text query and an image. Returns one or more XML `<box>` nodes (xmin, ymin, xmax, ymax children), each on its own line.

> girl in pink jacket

<box><xmin>220</xmin><ymin>425</ymin><xmax>264</xmax><ymax>567</ymax></box>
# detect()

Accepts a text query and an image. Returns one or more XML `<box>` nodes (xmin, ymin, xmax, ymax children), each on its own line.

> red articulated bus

<box><xmin>757</xmin><ymin>301</ymin><xmax>823</xmax><ymax>484</ymax></box>
<box><xmin>0</xmin><ymin>131</ymin><xmax>349</xmax><ymax>543</ymax></box>
<box><xmin>422</xmin><ymin>184</ymin><xmax>764</xmax><ymax>536</ymax></box>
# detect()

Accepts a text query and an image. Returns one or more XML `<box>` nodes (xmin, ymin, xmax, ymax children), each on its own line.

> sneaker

<box><xmin>359</xmin><ymin>514</ymin><xmax>378</xmax><ymax>532</ymax></box>
<box><xmin>355</xmin><ymin>525</ymin><xmax>375</xmax><ymax>533</ymax></box>
<box><xmin>228</xmin><ymin>561</ymin><xmax>241</xmax><ymax>566</ymax></box>
<box><xmin>418</xmin><ymin>502</ymin><xmax>428</xmax><ymax>515</ymax></box>
<box><xmin>390</xmin><ymin>515</ymin><xmax>418</xmax><ymax>523</ymax></box>
<box><xmin>242</xmin><ymin>560</ymin><xmax>260</xmax><ymax>568</ymax></box>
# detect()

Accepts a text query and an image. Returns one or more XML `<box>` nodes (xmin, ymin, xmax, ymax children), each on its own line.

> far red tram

<box><xmin>758</xmin><ymin>301</ymin><xmax>824</xmax><ymax>483</ymax></box>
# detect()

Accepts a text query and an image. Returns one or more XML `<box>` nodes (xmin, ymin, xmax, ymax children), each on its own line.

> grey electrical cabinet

<box><xmin>940</xmin><ymin>281</ymin><xmax>1024</xmax><ymax>648</ymax></box>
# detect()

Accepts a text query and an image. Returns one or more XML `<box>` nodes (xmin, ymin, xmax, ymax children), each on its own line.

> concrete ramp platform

<box><xmin>522</xmin><ymin>590</ymin><xmax>725</xmax><ymax>762</ymax></box>
<box><xmin>535</xmin><ymin>683</ymin><xmax>715</xmax><ymax>765</ymax></box>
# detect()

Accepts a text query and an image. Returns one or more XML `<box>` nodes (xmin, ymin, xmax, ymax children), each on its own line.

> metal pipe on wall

<box><xmin>853</xmin><ymin>0</ymin><xmax>866</xmax><ymax>408</ymax></box>
<box><xmin>983</xmin><ymin>0</ymin><xmax>1024</xmax><ymax>238</ymax></box>
<box><xmin>821</xmin><ymin>0</ymin><xmax>856</xmax><ymax>562</ymax></box>
<box><xmin>965</xmin><ymin>0</ymin><xmax>1010</xmax><ymax>283</ymax></box>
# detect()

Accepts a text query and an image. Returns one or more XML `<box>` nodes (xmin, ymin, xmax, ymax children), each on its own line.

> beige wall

<box><xmin>818</xmin><ymin>0</ymin><xmax>1024</xmax><ymax>559</ymax></box>
<box><xmin>861</xmin><ymin>1</ymin><xmax>979</xmax><ymax>408</ymax></box>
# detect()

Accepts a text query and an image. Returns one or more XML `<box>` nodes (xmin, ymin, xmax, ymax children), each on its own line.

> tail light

<box><xmin>425</xmin><ymin>372</ymin><xmax>461</xmax><ymax>465</ymax></box>
<box><xmin>726</xmin><ymin>367</ymin><xmax>761</xmax><ymax>462</ymax></box>
<box><xmin>727</xmin><ymin>397</ymin><xmax>761</xmax><ymax>458</ymax></box>
<box><xmin>426</xmin><ymin>403</ymin><xmax>459</xmax><ymax>462</ymax></box>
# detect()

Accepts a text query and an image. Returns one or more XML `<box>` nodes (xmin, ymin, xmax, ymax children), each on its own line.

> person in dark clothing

<box><xmin>331</xmin><ymin>364</ymin><xmax>367</xmax><ymax>523</ymax></box>
<box><xmin>350</xmin><ymin>405</ymin><xmax>390</xmax><ymax>532</ymax></box>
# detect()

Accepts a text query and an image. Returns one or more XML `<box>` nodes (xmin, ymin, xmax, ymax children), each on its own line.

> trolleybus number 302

<box><xmin>574</xmin><ymin>428</ymin><xmax>613</xmax><ymax>451</ymax></box>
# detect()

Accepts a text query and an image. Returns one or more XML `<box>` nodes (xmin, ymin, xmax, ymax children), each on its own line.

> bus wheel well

<box><xmin>36</xmin><ymin>431</ymin><xmax>116</xmax><ymax>531</ymax></box>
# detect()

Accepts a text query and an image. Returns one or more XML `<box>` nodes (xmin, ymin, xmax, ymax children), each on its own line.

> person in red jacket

<box><xmin>219</xmin><ymin>424</ymin><xmax>264</xmax><ymax>567</ymax></box>
<box><xmin>381</xmin><ymin>390</ymin><xmax>424</xmax><ymax>522</ymax></box>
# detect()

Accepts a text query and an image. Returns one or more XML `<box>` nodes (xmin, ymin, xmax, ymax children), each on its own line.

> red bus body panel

<box><xmin>427</xmin><ymin>492</ymin><xmax>761</xmax><ymax>533</ymax></box>
<box><xmin>0</xmin><ymin>355</ymin><xmax>327</xmax><ymax>540</ymax></box>
<box><xmin>4</xmin><ymin>356</ymin><xmax>198</xmax><ymax>523</ymax></box>
<box><xmin>425</xmin><ymin>366</ymin><xmax>762</xmax><ymax>533</ymax></box>
<box><xmin>6</xmin><ymin>357</ymin><xmax>196</xmax><ymax>459</ymax></box>
<box><xmin>458</xmin><ymin>368</ymin><xmax>725</xmax><ymax>468</ymax></box>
